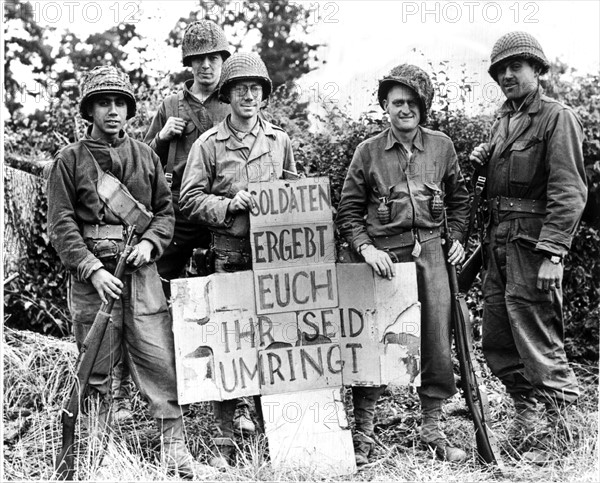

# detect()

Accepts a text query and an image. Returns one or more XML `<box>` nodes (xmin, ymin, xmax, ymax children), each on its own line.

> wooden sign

<box><xmin>171</xmin><ymin>176</ymin><xmax>421</xmax><ymax>477</ymax></box>
<box><xmin>262</xmin><ymin>388</ymin><xmax>356</xmax><ymax>476</ymax></box>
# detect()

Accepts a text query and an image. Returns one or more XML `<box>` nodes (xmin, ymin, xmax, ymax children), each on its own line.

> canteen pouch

<box><xmin>97</xmin><ymin>171</ymin><xmax>153</xmax><ymax>233</ymax></box>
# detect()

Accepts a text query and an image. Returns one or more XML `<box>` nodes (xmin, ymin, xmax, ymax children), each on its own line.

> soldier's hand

<box><xmin>127</xmin><ymin>240</ymin><xmax>154</xmax><ymax>268</ymax></box>
<box><xmin>469</xmin><ymin>143</ymin><xmax>491</xmax><ymax>166</ymax></box>
<box><xmin>90</xmin><ymin>268</ymin><xmax>123</xmax><ymax>303</ymax></box>
<box><xmin>361</xmin><ymin>245</ymin><xmax>395</xmax><ymax>280</ymax></box>
<box><xmin>447</xmin><ymin>239</ymin><xmax>465</xmax><ymax>265</ymax></box>
<box><xmin>227</xmin><ymin>190</ymin><xmax>257</xmax><ymax>214</ymax></box>
<box><xmin>537</xmin><ymin>258</ymin><xmax>563</xmax><ymax>292</ymax></box>
<box><xmin>158</xmin><ymin>117</ymin><xmax>186</xmax><ymax>141</ymax></box>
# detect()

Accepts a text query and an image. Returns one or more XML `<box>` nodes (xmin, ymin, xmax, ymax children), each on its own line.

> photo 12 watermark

<box><xmin>4</xmin><ymin>1</ymin><xmax>142</xmax><ymax>24</ymax></box>
<box><xmin>401</xmin><ymin>1</ymin><xmax>540</xmax><ymax>24</ymax></box>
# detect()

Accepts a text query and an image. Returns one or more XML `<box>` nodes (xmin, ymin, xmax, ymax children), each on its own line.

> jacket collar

<box><xmin>83</xmin><ymin>125</ymin><xmax>128</xmax><ymax>148</ymax></box>
<box><xmin>183</xmin><ymin>78</ymin><xmax>219</xmax><ymax>104</ymax></box>
<box><xmin>384</xmin><ymin>126</ymin><xmax>424</xmax><ymax>152</ymax></box>
<box><xmin>215</xmin><ymin>115</ymin><xmax>276</xmax><ymax>142</ymax></box>
<box><xmin>498</xmin><ymin>87</ymin><xmax>542</xmax><ymax>119</ymax></box>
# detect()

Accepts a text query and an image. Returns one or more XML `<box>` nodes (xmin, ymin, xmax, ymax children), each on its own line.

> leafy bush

<box><xmin>4</xmin><ymin>60</ymin><xmax>599</xmax><ymax>364</ymax></box>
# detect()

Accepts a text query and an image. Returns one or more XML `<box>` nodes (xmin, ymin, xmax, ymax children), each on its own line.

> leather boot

<box><xmin>208</xmin><ymin>437</ymin><xmax>236</xmax><ymax>469</ymax></box>
<box><xmin>353</xmin><ymin>433</ymin><xmax>374</xmax><ymax>466</ymax></box>
<box><xmin>352</xmin><ymin>385</ymin><xmax>386</xmax><ymax>466</ymax></box>
<box><xmin>420</xmin><ymin>395</ymin><xmax>467</xmax><ymax>462</ymax></box>
<box><xmin>159</xmin><ymin>417</ymin><xmax>213</xmax><ymax>479</ymax></box>
<box><xmin>522</xmin><ymin>402</ymin><xmax>574</xmax><ymax>465</ymax></box>
<box><xmin>507</xmin><ymin>393</ymin><xmax>538</xmax><ymax>443</ymax></box>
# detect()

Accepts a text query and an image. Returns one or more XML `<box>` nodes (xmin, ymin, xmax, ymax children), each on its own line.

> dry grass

<box><xmin>2</xmin><ymin>327</ymin><xmax>599</xmax><ymax>482</ymax></box>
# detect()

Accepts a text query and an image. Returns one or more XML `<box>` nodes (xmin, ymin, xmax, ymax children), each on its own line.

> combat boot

<box><xmin>234</xmin><ymin>401</ymin><xmax>256</xmax><ymax>435</ymax></box>
<box><xmin>507</xmin><ymin>393</ymin><xmax>538</xmax><ymax>444</ymax></box>
<box><xmin>353</xmin><ymin>433</ymin><xmax>375</xmax><ymax>466</ymax></box>
<box><xmin>522</xmin><ymin>402</ymin><xmax>574</xmax><ymax>465</ymax></box>
<box><xmin>208</xmin><ymin>437</ymin><xmax>236</xmax><ymax>469</ymax></box>
<box><xmin>159</xmin><ymin>417</ymin><xmax>214</xmax><ymax>479</ymax></box>
<box><xmin>420</xmin><ymin>395</ymin><xmax>467</xmax><ymax>462</ymax></box>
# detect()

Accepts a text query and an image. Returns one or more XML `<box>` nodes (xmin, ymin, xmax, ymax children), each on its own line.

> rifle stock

<box><xmin>457</xmin><ymin>244</ymin><xmax>483</xmax><ymax>293</ymax></box>
<box><xmin>55</xmin><ymin>227</ymin><xmax>135</xmax><ymax>480</ymax></box>
<box><xmin>443</xmin><ymin>214</ymin><xmax>502</xmax><ymax>468</ymax></box>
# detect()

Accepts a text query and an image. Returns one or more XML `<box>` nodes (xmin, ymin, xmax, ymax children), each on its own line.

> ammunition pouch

<box><xmin>193</xmin><ymin>247</ymin><xmax>216</xmax><ymax>276</ymax></box>
<box><xmin>97</xmin><ymin>171</ymin><xmax>153</xmax><ymax>233</ymax></box>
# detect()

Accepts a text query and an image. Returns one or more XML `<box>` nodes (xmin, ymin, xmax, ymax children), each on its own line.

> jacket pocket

<box><xmin>508</xmin><ymin>137</ymin><xmax>543</xmax><ymax>187</ymax></box>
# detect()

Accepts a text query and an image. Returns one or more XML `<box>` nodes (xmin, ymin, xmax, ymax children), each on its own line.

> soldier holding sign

<box><xmin>179</xmin><ymin>52</ymin><xmax>297</xmax><ymax>468</ymax></box>
<box><xmin>336</xmin><ymin>64</ymin><xmax>470</xmax><ymax>463</ymax></box>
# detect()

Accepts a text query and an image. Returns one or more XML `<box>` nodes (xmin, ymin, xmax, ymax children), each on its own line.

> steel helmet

<box><xmin>218</xmin><ymin>52</ymin><xmax>272</xmax><ymax>103</ymax></box>
<box><xmin>182</xmin><ymin>20</ymin><xmax>230</xmax><ymax>67</ymax></box>
<box><xmin>79</xmin><ymin>66</ymin><xmax>136</xmax><ymax>121</ymax></box>
<box><xmin>488</xmin><ymin>31</ymin><xmax>550</xmax><ymax>81</ymax></box>
<box><xmin>378</xmin><ymin>64</ymin><xmax>434</xmax><ymax>124</ymax></box>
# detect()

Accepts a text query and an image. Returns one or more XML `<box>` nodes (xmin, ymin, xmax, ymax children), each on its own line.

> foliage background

<box><xmin>3</xmin><ymin>0</ymin><xmax>599</xmax><ymax>363</ymax></box>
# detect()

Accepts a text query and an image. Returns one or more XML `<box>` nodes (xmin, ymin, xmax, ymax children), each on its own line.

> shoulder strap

<box><xmin>181</xmin><ymin>93</ymin><xmax>213</xmax><ymax>133</ymax></box>
<box><xmin>164</xmin><ymin>92</ymin><xmax>182</xmax><ymax>187</ymax></box>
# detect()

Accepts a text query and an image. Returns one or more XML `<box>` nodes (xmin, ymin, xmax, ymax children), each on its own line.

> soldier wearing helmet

<box><xmin>179</xmin><ymin>52</ymin><xmax>297</xmax><ymax>468</ymax></box>
<box><xmin>336</xmin><ymin>63</ymin><xmax>470</xmax><ymax>465</ymax></box>
<box><xmin>144</xmin><ymin>19</ymin><xmax>231</xmax><ymax>297</ymax></box>
<box><xmin>47</xmin><ymin>66</ymin><xmax>210</xmax><ymax>478</ymax></box>
<box><xmin>470</xmin><ymin>32</ymin><xmax>586</xmax><ymax>463</ymax></box>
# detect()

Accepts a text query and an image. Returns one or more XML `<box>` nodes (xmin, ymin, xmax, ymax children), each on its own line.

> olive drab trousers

<box><xmin>386</xmin><ymin>236</ymin><xmax>457</xmax><ymax>401</ymax></box>
<box><xmin>68</xmin><ymin>262</ymin><xmax>183</xmax><ymax>419</ymax></box>
<box><xmin>482</xmin><ymin>220</ymin><xmax>579</xmax><ymax>404</ymax></box>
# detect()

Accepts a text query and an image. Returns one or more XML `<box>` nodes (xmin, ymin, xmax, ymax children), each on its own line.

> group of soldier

<box><xmin>47</xmin><ymin>19</ymin><xmax>587</xmax><ymax>479</ymax></box>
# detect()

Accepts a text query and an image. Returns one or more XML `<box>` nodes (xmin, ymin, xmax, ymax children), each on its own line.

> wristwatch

<box><xmin>544</xmin><ymin>253</ymin><xmax>562</xmax><ymax>265</ymax></box>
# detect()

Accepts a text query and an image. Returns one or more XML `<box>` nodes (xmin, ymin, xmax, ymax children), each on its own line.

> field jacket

<box><xmin>143</xmin><ymin>79</ymin><xmax>230</xmax><ymax>201</ymax></box>
<box><xmin>336</xmin><ymin>126</ymin><xmax>470</xmax><ymax>251</ymax></box>
<box><xmin>47</xmin><ymin>130</ymin><xmax>174</xmax><ymax>281</ymax></box>
<box><xmin>179</xmin><ymin>116</ymin><xmax>297</xmax><ymax>238</ymax></box>
<box><xmin>486</xmin><ymin>88</ymin><xmax>587</xmax><ymax>256</ymax></box>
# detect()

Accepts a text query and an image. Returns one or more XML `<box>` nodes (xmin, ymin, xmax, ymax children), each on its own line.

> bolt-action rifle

<box><xmin>442</xmin><ymin>210</ymin><xmax>502</xmax><ymax>468</ymax></box>
<box><xmin>55</xmin><ymin>226</ymin><xmax>136</xmax><ymax>480</ymax></box>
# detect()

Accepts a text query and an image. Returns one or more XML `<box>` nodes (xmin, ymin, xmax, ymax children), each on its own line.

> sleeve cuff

<box><xmin>77</xmin><ymin>254</ymin><xmax>103</xmax><ymax>282</ymax></box>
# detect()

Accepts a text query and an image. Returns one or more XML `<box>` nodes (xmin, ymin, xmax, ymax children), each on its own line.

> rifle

<box><xmin>55</xmin><ymin>226</ymin><xmax>136</xmax><ymax>480</ymax></box>
<box><xmin>457</xmin><ymin>244</ymin><xmax>483</xmax><ymax>293</ymax></box>
<box><xmin>442</xmin><ymin>211</ymin><xmax>502</xmax><ymax>468</ymax></box>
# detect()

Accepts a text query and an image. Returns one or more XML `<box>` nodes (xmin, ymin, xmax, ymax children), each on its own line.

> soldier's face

<box><xmin>384</xmin><ymin>85</ymin><xmax>421</xmax><ymax>134</ymax></box>
<box><xmin>191</xmin><ymin>53</ymin><xmax>223</xmax><ymax>89</ymax></box>
<box><xmin>228</xmin><ymin>81</ymin><xmax>263</xmax><ymax>119</ymax></box>
<box><xmin>87</xmin><ymin>94</ymin><xmax>128</xmax><ymax>139</ymax></box>
<box><xmin>496</xmin><ymin>58</ymin><xmax>539</xmax><ymax>101</ymax></box>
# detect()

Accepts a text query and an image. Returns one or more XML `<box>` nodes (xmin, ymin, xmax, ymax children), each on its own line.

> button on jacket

<box><xmin>179</xmin><ymin>116</ymin><xmax>297</xmax><ymax>238</ymax></box>
<box><xmin>486</xmin><ymin>88</ymin><xmax>587</xmax><ymax>256</ymax></box>
<box><xmin>336</xmin><ymin>126</ymin><xmax>469</xmax><ymax>250</ymax></box>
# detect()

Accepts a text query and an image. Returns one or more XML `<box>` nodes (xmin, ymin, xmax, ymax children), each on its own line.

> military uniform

<box><xmin>336</xmin><ymin>64</ymin><xmax>470</xmax><ymax>464</ymax></box>
<box><xmin>179</xmin><ymin>52</ymin><xmax>297</xmax><ymax>467</ymax></box>
<box><xmin>144</xmin><ymin>79</ymin><xmax>230</xmax><ymax>283</ymax></box>
<box><xmin>48</xmin><ymin>65</ymin><xmax>201</xmax><ymax>479</ymax></box>
<box><xmin>482</xmin><ymin>87</ymin><xmax>586</xmax><ymax>404</ymax></box>
<box><xmin>48</xmin><ymin>129</ymin><xmax>178</xmax><ymax>415</ymax></box>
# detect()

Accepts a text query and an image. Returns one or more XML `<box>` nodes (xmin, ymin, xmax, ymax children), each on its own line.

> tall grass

<box><xmin>2</xmin><ymin>328</ymin><xmax>598</xmax><ymax>482</ymax></box>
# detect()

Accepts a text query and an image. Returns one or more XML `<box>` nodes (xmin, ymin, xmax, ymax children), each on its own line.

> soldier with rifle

<box><xmin>47</xmin><ymin>65</ymin><xmax>207</xmax><ymax>479</ymax></box>
<box><xmin>336</xmin><ymin>64</ymin><xmax>470</xmax><ymax>465</ymax></box>
<box><xmin>470</xmin><ymin>31</ymin><xmax>587</xmax><ymax>464</ymax></box>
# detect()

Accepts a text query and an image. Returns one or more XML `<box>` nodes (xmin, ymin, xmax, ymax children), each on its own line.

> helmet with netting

<box><xmin>182</xmin><ymin>20</ymin><xmax>230</xmax><ymax>66</ymax></box>
<box><xmin>377</xmin><ymin>64</ymin><xmax>434</xmax><ymax>124</ymax></box>
<box><xmin>79</xmin><ymin>66</ymin><xmax>136</xmax><ymax>121</ymax></box>
<box><xmin>218</xmin><ymin>52</ymin><xmax>272</xmax><ymax>103</ymax></box>
<box><xmin>488</xmin><ymin>31</ymin><xmax>549</xmax><ymax>81</ymax></box>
